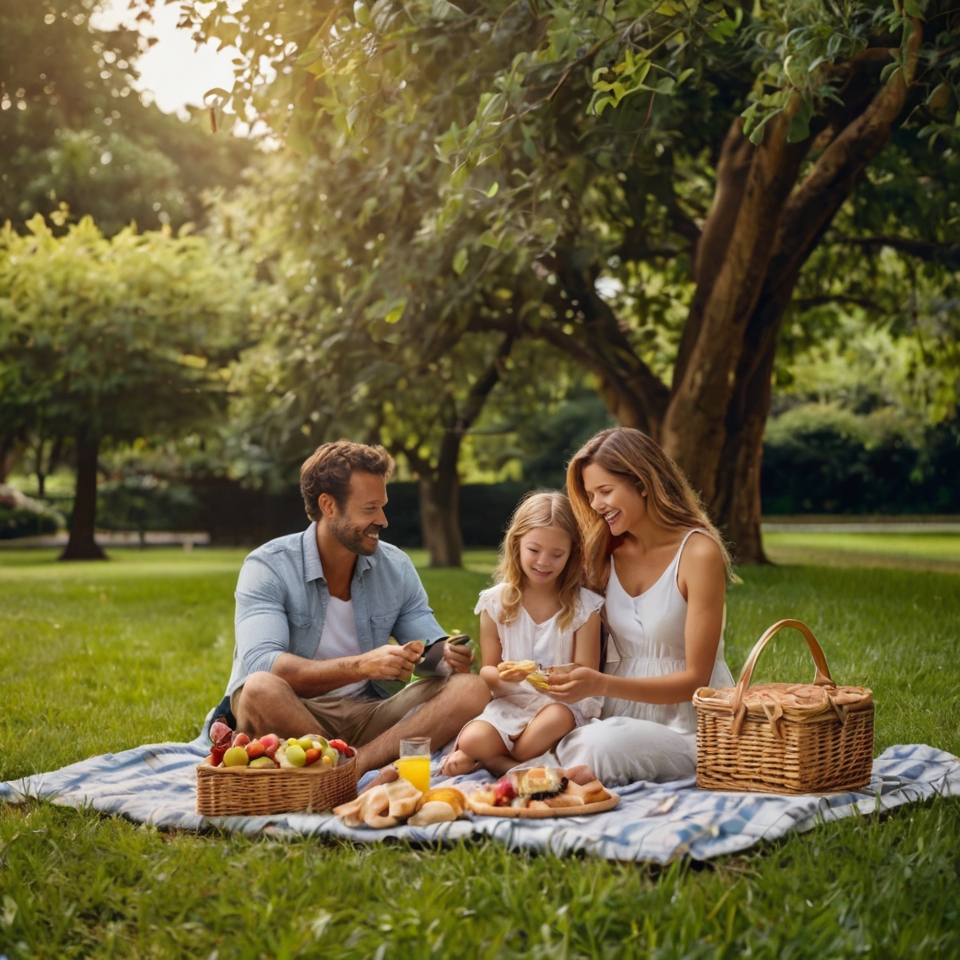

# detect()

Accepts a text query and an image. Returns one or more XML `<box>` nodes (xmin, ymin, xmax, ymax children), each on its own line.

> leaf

<box><xmin>202</xmin><ymin>87</ymin><xmax>232</xmax><ymax>104</ymax></box>
<box><xmin>452</xmin><ymin>248</ymin><xmax>469</xmax><ymax>275</ymax></box>
<box><xmin>432</xmin><ymin>0</ymin><xmax>467</xmax><ymax>21</ymax></box>
<box><xmin>486</xmin><ymin>182</ymin><xmax>499</xmax><ymax>198</ymax></box>
<box><xmin>901</xmin><ymin>0</ymin><xmax>924</xmax><ymax>19</ymax></box>
<box><xmin>523</xmin><ymin>138</ymin><xmax>538</xmax><ymax>159</ymax></box>
<box><xmin>384</xmin><ymin>299</ymin><xmax>407</xmax><ymax>324</ymax></box>
<box><xmin>479</xmin><ymin>230</ymin><xmax>500</xmax><ymax>249</ymax></box>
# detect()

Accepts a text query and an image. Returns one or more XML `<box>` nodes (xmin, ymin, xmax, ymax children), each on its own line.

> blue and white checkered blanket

<box><xmin>2</xmin><ymin>743</ymin><xmax>957</xmax><ymax>862</ymax></box>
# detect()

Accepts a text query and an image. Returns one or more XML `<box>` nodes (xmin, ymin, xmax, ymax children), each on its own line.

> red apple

<box><xmin>493</xmin><ymin>778</ymin><xmax>516</xmax><ymax>806</ymax></box>
<box><xmin>329</xmin><ymin>739</ymin><xmax>350</xmax><ymax>754</ymax></box>
<box><xmin>245</xmin><ymin>740</ymin><xmax>266</xmax><ymax>760</ymax></box>
<box><xmin>232</xmin><ymin>732</ymin><xmax>251</xmax><ymax>748</ymax></box>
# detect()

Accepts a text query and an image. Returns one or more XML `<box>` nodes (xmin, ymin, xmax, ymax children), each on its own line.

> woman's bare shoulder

<box><xmin>678</xmin><ymin>531</ymin><xmax>726</xmax><ymax>580</ymax></box>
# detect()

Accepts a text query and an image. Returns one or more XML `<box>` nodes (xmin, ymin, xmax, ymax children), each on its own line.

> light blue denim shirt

<box><xmin>224</xmin><ymin>523</ymin><xmax>445</xmax><ymax>700</ymax></box>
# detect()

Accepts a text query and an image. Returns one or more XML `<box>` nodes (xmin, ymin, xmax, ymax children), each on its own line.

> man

<box><xmin>221</xmin><ymin>440</ymin><xmax>490</xmax><ymax>778</ymax></box>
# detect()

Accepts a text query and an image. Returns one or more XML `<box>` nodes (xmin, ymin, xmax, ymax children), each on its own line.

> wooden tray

<box><xmin>468</xmin><ymin>793</ymin><xmax>620</xmax><ymax>818</ymax></box>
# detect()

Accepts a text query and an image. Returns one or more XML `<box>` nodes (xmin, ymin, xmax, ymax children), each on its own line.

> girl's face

<box><xmin>517</xmin><ymin>525</ymin><xmax>572</xmax><ymax>587</ymax></box>
<box><xmin>582</xmin><ymin>463</ymin><xmax>647</xmax><ymax>537</ymax></box>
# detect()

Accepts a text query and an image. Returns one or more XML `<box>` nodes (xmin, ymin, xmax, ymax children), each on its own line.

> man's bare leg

<box><xmin>356</xmin><ymin>673</ymin><xmax>488</xmax><ymax>779</ymax></box>
<box><xmin>233</xmin><ymin>671</ymin><xmax>323</xmax><ymax>740</ymax></box>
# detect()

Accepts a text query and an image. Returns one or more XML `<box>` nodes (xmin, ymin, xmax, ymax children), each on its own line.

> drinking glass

<box><xmin>395</xmin><ymin>737</ymin><xmax>431</xmax><ymax>793</ymax></box>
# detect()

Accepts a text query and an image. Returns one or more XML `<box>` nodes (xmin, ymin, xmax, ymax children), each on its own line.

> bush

<box><xmin>761</xmin><ymin>404</ymin><xmax>960</xmax><ymax>514</ymax></box>
<box><xmin>0</xmin><ymin>484</ymin><xmax>64</xmax><ymax>539</ymax></box>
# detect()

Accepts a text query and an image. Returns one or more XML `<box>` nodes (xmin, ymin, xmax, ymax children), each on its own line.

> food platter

<box><xmin>467</xmin><ymin>793</ymin><xmax>620</xmax><ymax>819</ymax></box>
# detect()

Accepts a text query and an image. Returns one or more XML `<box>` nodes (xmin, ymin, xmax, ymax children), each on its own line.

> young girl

<box><xmin>441</xmin><ymin>492</ymin><xmax>604</xmax><ymax>777</ymax></box>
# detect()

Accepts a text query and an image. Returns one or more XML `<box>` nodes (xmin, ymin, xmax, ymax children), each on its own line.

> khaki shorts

<box><xmin>231</xmin><ymin>676</ymin><xmax>448</xmax><ymax>747</ymax></box>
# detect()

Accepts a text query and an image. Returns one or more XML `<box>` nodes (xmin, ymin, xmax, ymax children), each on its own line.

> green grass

<box><xmin>1</xmin><ymin>539</ymin><xmax>959</xmax><ymax>958</ymax></box>
<box><xmin>764</xmin><ymin>530</ymin><xmax>960</xmax><ymax>571</ymax></box>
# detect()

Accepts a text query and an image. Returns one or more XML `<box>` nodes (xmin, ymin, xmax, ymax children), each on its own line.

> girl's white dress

<box><xmin>469</xmin><ymin>583</ymin><xmax>605</xmax><ymax>750</ymax></box>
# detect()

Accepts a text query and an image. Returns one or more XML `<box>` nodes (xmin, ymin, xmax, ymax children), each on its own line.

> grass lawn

<box><xmin>1</xmin><ymin>537</ymin><xmax>959</xmax><ymax>958</ymax></box>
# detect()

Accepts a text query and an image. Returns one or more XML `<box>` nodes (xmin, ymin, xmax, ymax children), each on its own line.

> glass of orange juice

<box><xmin>395</xmin><ymin>737</ymin><xmax>431</xmax><ymax>793</ymax></box>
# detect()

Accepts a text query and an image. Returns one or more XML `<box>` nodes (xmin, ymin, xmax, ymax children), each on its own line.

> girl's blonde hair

<box><xmin>495</xmin><ymin>492</ymin><xmax>584</xmax><ymax>632</ymax></box>
<box><xmin>566</xmin><ymin>427</ymin><xmax>732</xmax><ymax>590</ymax></box>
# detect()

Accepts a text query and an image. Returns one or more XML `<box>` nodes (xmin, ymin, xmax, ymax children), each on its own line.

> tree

<box><xmin>0</xmin><ymin>0</ymin><xmax>252</xmax><ymax>236</ymax></box>
<box><xmin>0</xmin><ymin>215</ymin><xmax>254</xmax><ymax>559</ymax></box>
<box><xmin>185</xmin><ymin>0</ymin><xmax>960</xmax><ymax>561</ymax></box>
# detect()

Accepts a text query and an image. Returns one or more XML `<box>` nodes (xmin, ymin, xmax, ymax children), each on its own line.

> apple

<box><xmin>297</xmin><ymin>736</ymin><xmax>315</xmax><ymax>752</ymax></box>
<box><xmin>492</xmin><ymin>778</ymin><xmax>516</xmax><ymax>806</ymax></box>
<box><xmin>249</xmin><ymin>756</ymin><xmax>277</xmax><ymax>769</ymax></box>
<box><xmin>232</xmin><ymin>732</ymin><xmax>251</xmax><ymax>748</ymax></box>
<box><xmin>329</xmin><ymin>739</ymin><xmax>350</xmax><ymax>753</ymax></box>
<box><xmin>285</xmin><ymin>744</ymin><xmax>307</xmax><ymax>767</ymax></box>
<box><xmin>245</xmin><ymin>740</ymin><xmax>266</xmax><ymax>760</ymax></box>
<box><xmin>223</xmin><ymin>746</ymin><xmax>250</xmax><ymax>767</ymax></box>
<box><xmin>260</xmin><ymin>734</ymin><xmax>280</xmax><ymax>759</ymax></box>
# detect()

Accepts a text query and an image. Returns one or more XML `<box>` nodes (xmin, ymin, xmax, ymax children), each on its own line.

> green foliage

<box><xmin>1</xmin><ymin>548</ymin><xmax>960</xmax><ymax>956</ymax></box>
<box><xmin>761</xmin><ymin>403</ymin><xmax>960</xmax><ymax>514</ymax></box>
<box><xmin>0</xmin><ymin>214</ymin><xmax>254</xmax><ymax>450</ymax></box>
<box><xmin>0</xmin><ymin>506</ymin><xmax>60</xmax><ymax>540</ymax></box>
<box><xmin>0</xmin><ymin>0</ymin><xmax>253</xmax><ymax>235</ymax></box>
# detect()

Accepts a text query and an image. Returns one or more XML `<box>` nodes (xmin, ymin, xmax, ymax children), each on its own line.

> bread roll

<box><xmin>409</xmin><ymin>801</ymin><xmax>459</xmax><ymax>825</ymax></box>
<box><xmin>385</xmin><ymin>778</ymin><xmax>422</xmax><ymax>819</ymax></box>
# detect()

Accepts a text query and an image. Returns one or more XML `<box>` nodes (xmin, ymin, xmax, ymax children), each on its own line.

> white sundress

<box><xmin>468</xmin><ymin>583</ymin><xmax>606</xmax><ymax>751</ymax></box>
<box><xmin>554</xmin><ymin>529</ymin><xmax>736</xmax><ymax>785</ymax></box>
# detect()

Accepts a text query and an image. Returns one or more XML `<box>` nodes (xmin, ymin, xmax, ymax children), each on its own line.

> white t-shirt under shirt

<box><xmin>316</xmin><ymin>596</ymin><xmax>368</xmax><ymax>699</ymax></box>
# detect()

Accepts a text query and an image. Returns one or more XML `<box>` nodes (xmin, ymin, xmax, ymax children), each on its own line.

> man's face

<box><xmin>329</xmin><ymin>472</ymin><xmax>389</xmax><ymax>556</ymax></box>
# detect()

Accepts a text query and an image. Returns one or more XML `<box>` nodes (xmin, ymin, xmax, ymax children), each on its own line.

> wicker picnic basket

<box><xmin>693</xmin><ymin>619</ymin><xmax>874</xmax><ymax>795</ymax></box>
<box><xmin>196</xmin><ymin>756</ymin><xmax>358</xmax><ymax>817</ymax></box>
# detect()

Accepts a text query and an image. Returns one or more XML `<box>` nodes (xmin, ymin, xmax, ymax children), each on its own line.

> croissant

<box><xmin>498</xmin><ymin>660</ymin><xmax>538</xmax><ymax>682</ymax></box>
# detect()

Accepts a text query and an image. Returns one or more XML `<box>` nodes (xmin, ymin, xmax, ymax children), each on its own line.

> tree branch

<box><xmin>838</xmin><ymin>234</ymin><xmax>960</xmax><ymax>266</ymax></box>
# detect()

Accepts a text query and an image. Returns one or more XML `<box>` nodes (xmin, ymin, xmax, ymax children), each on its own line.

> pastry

<box><xmin>498</xmin><ymin>659</ymin><xmax>538</xmax><ymax>682</ymax></box>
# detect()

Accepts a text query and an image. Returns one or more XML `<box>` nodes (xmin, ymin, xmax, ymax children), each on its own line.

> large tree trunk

<box><xmin>535</xmin><ymin>24</ymin><xmax>922</xmax><ymax>563</ymax></box>
<box><xmin>418</xmin><ymin>436</ymin><xmax>463</xmax><ymax>568</ymax></box>
<box><xmin>60</xmin><ymin>425</ymin><xmax>106</xmax><ymax>561</ymax></box>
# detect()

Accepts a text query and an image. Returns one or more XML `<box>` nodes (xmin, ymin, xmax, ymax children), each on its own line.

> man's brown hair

<box><xmin>300</xmin><ymin>440</ymin><xmax>395</xmax><ymax>521</ymax></box>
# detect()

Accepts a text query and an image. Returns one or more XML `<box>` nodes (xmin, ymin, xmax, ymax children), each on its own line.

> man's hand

<box><xmin>441</xmin><ymin>639</ymin><xmax>474</xmax><ymax>674</ymax></box>
<box><xmin>357</xmin><ymin>643</ymin><xmax>422</xmax><ymax>683</ymax></box>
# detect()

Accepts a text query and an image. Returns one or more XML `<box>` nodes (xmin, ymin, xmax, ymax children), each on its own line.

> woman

<box><xmin>544</xmin><ymin>427</ymin><xmax>736</xmax><ymax>785</ymax></box>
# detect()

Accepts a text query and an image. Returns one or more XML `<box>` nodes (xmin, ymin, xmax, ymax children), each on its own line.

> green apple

<box><xmin>223</xmin><ymin>746</ymin><xmax>250</xmax><ymax>767</ymax></box>
<box><xmin>249</xmin><ymin>756</ymin><xmax>276</xmax><ymax>769</ymax></box>
<box><xmin>285</xmin><ymin>744</ymin><xmax>307</xmax><ymax>767</ymax></box>
<box><xmin>297</xmin><ymin>736</ymin><xmax>315</xmax><ymax>752</ymax></box>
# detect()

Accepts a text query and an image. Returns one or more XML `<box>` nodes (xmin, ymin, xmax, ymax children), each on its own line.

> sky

<box><xmin>93</xmin><ymin>0</ymin><xmax>238</xmax><ymax>117</ymax></box>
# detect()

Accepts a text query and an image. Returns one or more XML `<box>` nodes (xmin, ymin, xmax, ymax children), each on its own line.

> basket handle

<box><xmin>730</xmin><ymin>619</ymin><xmax>834</xmax><ymax>720</ymax></box>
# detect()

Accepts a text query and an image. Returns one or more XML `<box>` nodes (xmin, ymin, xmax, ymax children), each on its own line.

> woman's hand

<box><xmin>545</xmin><ymin>667</ymin><xmax>607</xmax><ymax>702</ymax></box>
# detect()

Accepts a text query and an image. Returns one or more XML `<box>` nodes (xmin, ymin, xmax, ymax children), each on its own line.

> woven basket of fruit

<box><xmin>196</xmin><ymin>721</ymin><xmax>358</xmax><ymax>817</ymax></box>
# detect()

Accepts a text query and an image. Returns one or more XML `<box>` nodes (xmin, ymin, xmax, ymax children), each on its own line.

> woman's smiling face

<box><xmin>582</xmin><ymin>463</ymin><xmax>646</xmax><ymax>536</ymax></box>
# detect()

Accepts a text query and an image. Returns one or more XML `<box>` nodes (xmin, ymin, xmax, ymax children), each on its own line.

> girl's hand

<box><xmin>545</xmin><ymin>667</ymin><xmax>606</xmax><ymax>702</ymax></box>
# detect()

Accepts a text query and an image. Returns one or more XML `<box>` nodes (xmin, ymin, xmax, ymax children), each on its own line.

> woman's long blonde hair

<box><xmin>566</xmin><ymin>427</ymin><xmax>732</xmax><ymax>590</ymax></box>
<box><xmin>495</xmin><ymin>492</ymin><xmax>584</xmax><ymax>632</ymax></box>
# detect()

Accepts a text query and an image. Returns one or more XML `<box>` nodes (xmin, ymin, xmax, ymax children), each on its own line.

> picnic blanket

<box><xmin>2</xmin><ymin>742</ymin><xmax>958</xmax><ymax>862</ymax></box>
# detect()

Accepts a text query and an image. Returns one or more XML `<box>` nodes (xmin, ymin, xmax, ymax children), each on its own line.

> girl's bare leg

<box><xmin>510</xmin><ymin>704</ymin><xmax>577</xmax><ymax>762</ymax></box>
<box><xmin>440</xmin><ymin>720</ymin><xmax>509</xmax><ymax>776</ymax></box>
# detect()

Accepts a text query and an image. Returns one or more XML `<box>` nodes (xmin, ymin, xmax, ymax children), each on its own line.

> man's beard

<box><xmin>330</xmin><ymin>514</ymin><xmax>382</xmax><ymax>557</ymax></box>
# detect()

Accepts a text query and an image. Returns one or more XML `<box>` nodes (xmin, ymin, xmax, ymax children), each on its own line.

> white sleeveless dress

<box><xmin>465</xmin><ymin>583</ymin><xmax>605</xmax><ymax>751</ymax></box>
<box><xmin>554</xmin><ymin>529</ymin><xmax>736</xmax><ymax>785</ymax></box>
